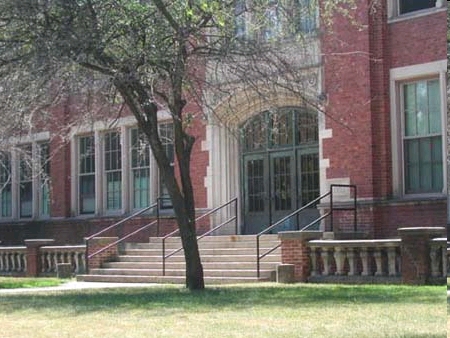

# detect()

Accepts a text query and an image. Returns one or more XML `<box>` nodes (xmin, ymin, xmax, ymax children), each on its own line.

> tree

<box><xmin>0</xmin><ymin>0</ymin><xmax>355</xmax><ymax>290</ymax></box>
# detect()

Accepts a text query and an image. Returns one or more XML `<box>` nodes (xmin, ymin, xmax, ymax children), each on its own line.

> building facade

<box><xmin>0</xmin><ymin>0</ymin><xmax>447</xmax><ymax>244</ymax></box>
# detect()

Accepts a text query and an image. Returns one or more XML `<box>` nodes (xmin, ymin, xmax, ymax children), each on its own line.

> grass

<box><xmin>0</xmin><ymin>277</ymin><xmax>65</xmax><ymax>289</ymax></box>
<box><xmin>0</xmin><ymin>283</ymin><xmax>445</xmax><ymax>338</ymax></box>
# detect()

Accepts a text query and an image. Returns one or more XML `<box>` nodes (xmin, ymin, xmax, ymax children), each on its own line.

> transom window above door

<box><xmin>241</xmin><ymin>107</ymin><xmax>318</xmax><ymax>152</ymax></box>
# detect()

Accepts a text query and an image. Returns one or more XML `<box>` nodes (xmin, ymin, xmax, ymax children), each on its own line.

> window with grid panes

<box><xmin>79</xmin><ymin>135</ymin><xmax>96</xmax><ymax>214</ymax></box>
<box><xmin>104</xmin><ymin>131</ymin><xmax>122</xmax><ymax>211</ymax></box>
<box><xmin>402</xmin><ymin>79</ymin><xmax>443</xmax><ymax>194</ymax></box>
<box><xmin>19</xmin><ymin>145</ymin><xmax>33</xmax><ymax>218</ymax></box>
<box><xmin>0</xmin><ymin>152</ymin><xmax>11</xmax><ymax>218</ymax></box>
<box><xmin>130</xmin><ymin>128</ymin><xmax>150</xmax><ymax>209</ymax></box>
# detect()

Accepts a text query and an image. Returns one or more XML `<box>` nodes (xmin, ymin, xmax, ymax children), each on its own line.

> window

<box><xmin>399</xmin><ymin>0</ymin><xmax>436</xmax><ymax>14</ymax></box>
<box><xmin>158</xmin><ymin>123</ymin><xmax>174</xmax><ymax>209</ymax></box>
<box><xmin>130</xmin><ymin>128</ymin><xmax>150</xmax><ymax>209</ymax></box>
<box><xmin>390</xmin><ymin>61</ymin><xmax>447</xmax><ymax>197</ymax></box>
<box><xmin>73</xmin><ymin>122</ymin><xmax>175</xmax><ymax>216</ymax></box>
<box><xmin>19</xmin><ymin>145</ymin><xmax>33</xmax><ymax>218</ymax></box>
<box><xmin>104</xmin><ymin>131</ymin><xmax>122</xmax><ymax>211</ymax></box>
<box><xmin>388</xmin><ymin>0</ymin><xmax>444</xmax><ymax>19</ymax></box>
<box><xmin>39</xmin><ymin>143</ymin><xmax>50</xmax><ymax>217</ymax></box>
<box><xmin>0</xmin><ymin>152</ymin><xmax>12</xmax><ymax>218</ymax></box>
<box><xmin>0</xmin><ymin>137</ymin><xmax>51</xmax><ymax>220</ymax></box>
<box><xmin>79</xmin><ymin>135</ymin><xmax>96</xmax><ymax>214</ymax></box>
<box><xmin>402</xmin><ymin>79</ymin><xmax>442</xmax><ymax>194</ymax></box>
<box><xmin>235</xmin><ymin>0</ymin><xmax>317</xmax><ymax>41</ymax></box>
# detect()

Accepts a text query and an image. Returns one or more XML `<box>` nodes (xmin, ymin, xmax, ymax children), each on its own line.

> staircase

<box><xmin>77</xmin><ymin>235</ymin><xmax>281</xmax><ymax>284</ymax></box>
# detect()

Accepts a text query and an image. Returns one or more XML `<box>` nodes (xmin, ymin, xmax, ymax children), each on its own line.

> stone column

<box><xmin>398</xmin><ymin>227</ymin><xmax>445</xmax><ymax>285</ymax></box>
<box><xmin>278</xmin><ymin>231</ymin><xmax>322</xmax><ymax>282</ymax></box>
<box><xmin>24</xmin><ymin>239</ymin><xmax>55</xmax><ymax>277</ymax></box>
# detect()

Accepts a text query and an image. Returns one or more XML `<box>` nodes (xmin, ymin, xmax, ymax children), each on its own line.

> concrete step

<box><xmin>88</xmin><ymin>268</ymin><xmax>273</xmax><ymax>279</ymax></box>
<box><xmin>116</xmin><ymin>253</ymin><xmax>281</xmax><ymax>263</ymax></box>
<box><xmin>77</xmin><ymin>274</ymin><xmax>271</xmax><ymax>284</ymax></box>
<box><xmin>122</xmin><ymin>246</ymin><xmax>280</xmax><ymax>257</ymax></box>
<box><xmin>103</xmin><ymin>261</ymin><xmax>279</xmax><ymax>270</ymax></box>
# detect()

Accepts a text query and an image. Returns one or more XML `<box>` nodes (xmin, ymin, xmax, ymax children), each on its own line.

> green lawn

<box><xmin>0</xmin><ymin>277</ymin><xmax>65</xmax><ymax>289</ymax></box>
<box><xmin>0</xmin><ymin>283</ymin><xmax>446</xmax><ymax>338</ymax></box>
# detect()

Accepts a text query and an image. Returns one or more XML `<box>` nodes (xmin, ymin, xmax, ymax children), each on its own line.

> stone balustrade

<box><xmin>40</xmin><ymin>245</ymin><xmax>86</xmax><ymax>275</ymax></box>
<box><xmin>0</xmin><ymin>244</ymin><xmax>86</xmax><ymax>277</ymax></box>
<box><xmin>0</xmin><ymin>246</ymin><xmax>27</xmax><ymax>275</ymax></box>
<box><xmin>307</xmin><ymin>239</ymin><xmax>402</xmax><ymax>282</ymax></box>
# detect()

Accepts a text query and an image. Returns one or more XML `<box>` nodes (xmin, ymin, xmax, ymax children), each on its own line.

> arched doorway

<box><xmin>240</xmin><ymin>107</ymin><xmax>320</xmax><ymax>234</ymax></box>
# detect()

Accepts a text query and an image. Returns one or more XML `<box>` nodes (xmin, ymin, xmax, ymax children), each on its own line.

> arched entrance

<box><xmin>240</xmin><ymin>107</ymin><xmax>320</xmax><ymax>234</ymax></box>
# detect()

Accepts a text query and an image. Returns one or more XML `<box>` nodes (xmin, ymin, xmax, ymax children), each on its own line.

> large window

<box><xmin>0</xmin><ymin>138</ymin><xmax>51</xmax><ymax>220</ymax></box>
<box><xmin>235</xmin><ymin>0</ymin><xmax>317</xmax><ymax>41</ymax></box>
<box><xmin>0</xmin><ymin>152</ymin><xmax>12</xmax><ymax>218</ymax></box>
<box><xmin>402</xmin><ymin>79</ymin><xmax>442</xmax><ymax>194</ymax></box>
<box><xmin>74</xmin><ymin>123</ymin><xmax>174</xmax><ymax>216</ymax></box>
<box><xmin>79</xmin><ymin>135</ymin><xmax>96</xmax><ymax>214</ymax></box>
<box><xmin>104</xmin><ymin>131</ymin><xmax>122</xmax><ymax>211</ymax></box>
<box><xmin>390</xmin><ymin>61</ymin><xmax>446</xmax><ymax>197</ymax></box>
<box><xmin>399</xmin><ymin>0</ymin><xmax>436</xmax><ymax>15</ymax></box>
<box><xmin>388</xmin><ymin>0</ymin><xmax>445</xmax><ymax>19</ymax></box>
<box><xmin>130</xmin><ymin>128</ymin><xmax>150</xmax><ymax>209</ymax></box>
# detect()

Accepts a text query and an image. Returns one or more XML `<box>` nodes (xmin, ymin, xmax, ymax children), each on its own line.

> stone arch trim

<box><xmin>210</xmin><ymin>89</ymin><xmax>313</xmax><ymax>128</ymax></box>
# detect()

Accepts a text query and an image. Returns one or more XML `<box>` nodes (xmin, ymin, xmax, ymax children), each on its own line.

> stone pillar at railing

<box><xmin>398</xmin><ymin>227</ymin><xmax>445</xmax><ymax>285</ymax></box>
<box><xmin>278</xmin><ymin>231</ymin><xmax>322</xmax><ymax>282</ymax></box>
<box><xmin>86</xmin><ymin>237</ymin><xmax>119</xmax><ymax>271</ymax></box>
<box><xmin>24</xmin><ymin>239</ymin><xmax>55</xmax><ymax>277</ymax></box>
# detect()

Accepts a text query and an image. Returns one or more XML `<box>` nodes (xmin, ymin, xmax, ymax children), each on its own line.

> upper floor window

<box><xmin>130</xmin><ymin>128</ymin><xmax>151</xmax><ymax>210</ymax></box>
<box><xmin>79</xmin><ymin>135</ymin><xmax>96</xmax><ymax>214</ymax></box>
<box><xmin>235</xmin><ymin>0</ymin><xmax>317</xmax><ymax>41</ymax></box>
<box><xmin>399</xmin><ymin>0</ymin><xmax>436</xmax><ymax>14</ymax></box>
<box><xmin>104</xmin><ymin>131</ymin><xmax>122</xmax><ymax>211</ymax></box>
<box><xmin>0</xmin><ymin>152</ymin><xmax>12</xmax><ymax>218</ymax></box>
<box><xmin>388</xmin><ymin>0</ymin><xmax>445</xmax><ymax>19</ymax></box>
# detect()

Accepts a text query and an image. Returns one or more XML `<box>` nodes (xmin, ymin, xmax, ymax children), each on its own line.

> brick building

<box><xmin>0</xmin><ymin>0</ymin><xmax>447</xmax><ymax>245</ymax></box>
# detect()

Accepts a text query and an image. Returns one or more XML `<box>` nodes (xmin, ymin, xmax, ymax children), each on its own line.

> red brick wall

<box><xmin>388</xmin><ymin>11</ymin><xmax>447</xmax><ymax>68</ymax></box>
<box><xmin>321</xmin><ymin>0</ymin><xmax>375</xmax><ymax>198</ymax></box>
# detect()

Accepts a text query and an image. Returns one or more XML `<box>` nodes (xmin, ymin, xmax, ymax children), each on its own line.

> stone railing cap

<box><xmin>398</xmin><ymin>227</ymin><xmax>445</xmax><ymax>237</ymax></box>
<box><xmin>24</xmin><ymin>239</ymin><xmax>55</xmax><ymax>247</ymax></box>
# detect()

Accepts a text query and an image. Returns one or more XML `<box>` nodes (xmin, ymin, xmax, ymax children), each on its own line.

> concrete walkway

<box><xmin>0</xmin><ymin>281</ymin><xmax>160</xmax><ymax>295</ymax></box>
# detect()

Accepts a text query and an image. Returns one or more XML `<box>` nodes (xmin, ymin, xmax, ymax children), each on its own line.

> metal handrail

<box><xmin>256</xmin><ymin>184</ymin><xmax>357</xmax><ymax>278</ymax></box>
<box><xmin>162</xmin><ymin>197</ymin><xmax>238</xmax><ymax>276</ymax></box>
<box><xmin>85</xmin><ymin>201</ymin><xmax>160</xmax><ymax>269</ymax></box>
<box><xmin>85</xmin><ymin>203</ymin><xmax>158</xmax><ymax>241</ymax></box>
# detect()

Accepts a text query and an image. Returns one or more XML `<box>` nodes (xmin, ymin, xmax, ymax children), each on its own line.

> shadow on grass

<box><xmin>0</xmin><ymin>284</ymin><xmax>444</xmax><ymax>314</ymax></box>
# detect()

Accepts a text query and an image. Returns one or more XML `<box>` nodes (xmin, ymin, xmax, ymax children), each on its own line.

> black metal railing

<box><xmin>256</xmin><ymin>184</ymin><xmax>357</xmax><ymax>278</ymax></box>
<box><xmin>162</xmin><ymin>197</ymin><xmax>238</xmax><ymax>276</ymax></box>
<box><xmin>85</xmin><ymin>196</ymin><xmax>171</xmax><ymax>268</ymax></box>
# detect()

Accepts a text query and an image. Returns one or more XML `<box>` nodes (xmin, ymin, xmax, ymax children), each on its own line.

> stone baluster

<box><xmin>387</xmin><ymin>247</ymin><xmax>397</xmax><ymax>276</ymax></box>
<box><xmin>360</xmin><ymin>247</ymin><xmax>369</xmax><ymax>276</ymax></box>
<box><xmin>321</xmin><ymin>248</ymin><xmax>332</xmax><ymax>275</ymax></box>
<box><xmin>334</xmin><ymin>247</ymin><xmax>346</xmax><ymax>275</ymax></box>
<box><xmin>0</xmin><ymin>253</ymin><xmax>4</xmax><ymax>271</ymax></box>
<box><xmin>347</xmin><ymin>248</ymin><xmax>356</xmax><ymax>276</ymax></box>
<box><xmin>373</xmin><ymin>249</ymin><xmax>383</xmax><ymax>276</ymax></box>
<box><xmin>11</xmin><ymin>253</ymin><xmax>16</xmax><ymax>271</ymax></box>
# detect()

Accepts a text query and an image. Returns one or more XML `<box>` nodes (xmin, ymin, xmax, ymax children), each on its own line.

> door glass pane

<box><xmin>273</xmin><ymin>156</ymin><xmax>291</xmax><ymax>211</ymax></box>
<box><xmin>247</xmin><ymin>159</ymin><xmax>264</xmax><ymax>212</ymax></box>
<box><xmin>297</xmin><ymin>111</ymin><xmax>318</xmax><ymax>144</ymax></box>
<box><xmin>301</xmin><ymin>153</ymin><xmax>320</xmax><ymax>205</ymax></box>
<box><xmin>271</xmin><ymin>111</ymin><xmax>293</xmax><ymax>147</ymax></box>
